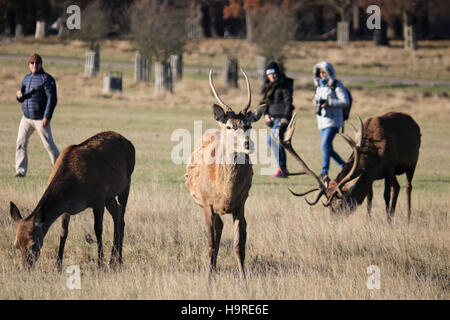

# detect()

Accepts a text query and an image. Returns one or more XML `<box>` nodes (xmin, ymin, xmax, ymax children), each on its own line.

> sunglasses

<box><xmin>320</xmin><ymin>71</ymin><xmax>327</xmax><ymax>74</ymax></box>
<box><xmin>29</xmin><ymin>61</ymin><xmax>40</xmax><ymax>65</ymax></box>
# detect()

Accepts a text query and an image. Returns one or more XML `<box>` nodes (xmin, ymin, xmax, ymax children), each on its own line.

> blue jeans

<box><xmin>320</xmin><ymin>127</ymin><xmax>345</xmax><ymax>175</ymax></box>
<box><xmin>267</xmin><ymin>119</ymin><xmax>287</xmax><ymax>170</ymax></box>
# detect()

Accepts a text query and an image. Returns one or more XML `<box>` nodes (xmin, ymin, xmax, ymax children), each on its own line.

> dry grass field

<box><xmin>0</xmin><ymin>40</ymin><xmax>449</xmax><ymax>300</ymax></box>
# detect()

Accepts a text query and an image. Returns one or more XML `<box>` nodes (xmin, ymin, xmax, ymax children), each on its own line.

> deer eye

<box><xmin>226</xmin><ymin>125</ymin><xmax>232</xmax><ymax>130</ymax></box>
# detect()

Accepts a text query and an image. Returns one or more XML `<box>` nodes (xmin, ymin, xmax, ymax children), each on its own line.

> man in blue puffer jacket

<box><xmin>14</xmin><ymin>53</ymin><xmax>59</xmax><ymax>177</ymax></box>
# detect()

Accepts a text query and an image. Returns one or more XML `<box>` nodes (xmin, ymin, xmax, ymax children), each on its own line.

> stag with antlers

<box><xmin>185</xmin><ymin>69</ymin><xmax>265</xmax><ymax>279</ymax></box>
<box><xmin>282</xmin><ymin>112</ymin><xmax>421</xmax><ymax>223</ymax></box>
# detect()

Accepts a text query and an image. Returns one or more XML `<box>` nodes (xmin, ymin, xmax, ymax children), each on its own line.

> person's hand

<box><xmin>280</xmin><ymin>118</ymin><xmax>289</xmax><ymax>128</ymax></box>
<box><xmin>312</xmin><ymin>98</ymin><xmax>316</xmax><ymax>105</ymax></box>
<box><xmin>320</xmin><ymin>100</ymin><xmax>328</xmax><ymax>109</ymax></box>
<box><xmin>42</xmin><ymin>118</ymin><xmax>49</xmax><ymax>128</ymax></box>
<box><xmin>16</xmin><ymin>90</ymin><xmax>23</xmax><ymax>99</ymax></box>
<box><xmin>264</xmin><ymin>114</ymin><xmax>273</xmax><ymax>127</ymax></box>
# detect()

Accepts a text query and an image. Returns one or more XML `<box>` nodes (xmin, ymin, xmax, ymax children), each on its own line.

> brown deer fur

<box><xmin>284</xmin><ymin>112</ymin><xmax>421</xmax><ymax>223</ymax></box>
<box><xmin>329</xmin><ymin>112</ymin><xmax>421</xmax><ymax>222</ymax></box>
<box><xmin>10</xmin><ymin>131</ymin><xmax>135</xmax><ymax>269</ymax></box>
<box><xmin>185</xmin><ymin>69</ymin><xmax>264</xmax><ymax>279</ymax></box>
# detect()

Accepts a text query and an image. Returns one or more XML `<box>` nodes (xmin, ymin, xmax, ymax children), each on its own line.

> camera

<box><xmin>315</xmin><ymin>99</ymin><xmax>327</xmax><ymax>115</ymax></box>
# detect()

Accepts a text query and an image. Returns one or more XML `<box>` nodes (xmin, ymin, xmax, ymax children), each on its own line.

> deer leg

<box><xmin>390</xmin><ymin>176</ymin><xmax>400</xmax><ymax>217</ymax></box>
<box><xmin>232</xmin><ymin>206</ymin><xmax>247</xmax><ymax>280</ymax></box>
<box><xmin>115</xmin><ymin>185</ymin><xmax>130</xmax><ymax>264</ymax></box>
<box><xmin>203</xmin><ymin>205</ymin><xmax>217</xmax><ymax>280</ymax></box>
<box><xmin>93</xmin><ymin>202</ymin><xmax>105</xmax><ymax>269</ymax></box>
<box><xmin>405</xmin><ymin>167</ymin><xmax>416</xmax><ymax>224</ymax></box>
<box><xmin>367</xmin><ymin>185</ymin><xmax>373</xmax><ymax>217</ymax></box>
<box><xmin>56</xmin><ymin>213</ymin><xmax>71</xmax><ymax>272</ymax></box>
<box><xmin>211</xmin><ymin>213</ymin><xmax>223</xmax><ymax>271</ymax></box>
<box><xmin>384</xmin><ymin>174</ymin><xmax>393</xmax><ymax>224</ymax></box>
<box><xmin>106</xmin><ymin>198</ymin><xmax>122</xmax><ymax>269</ymax></box>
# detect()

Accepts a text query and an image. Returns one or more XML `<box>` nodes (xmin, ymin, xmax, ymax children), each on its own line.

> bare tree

<box><xmin>78</xmin><ymin>0</ymin><xmax>110</xmax><ymax>52</ymax></box>
<box><xmin>130</xmin><ymin>0</ymin><xmax>189</xmax><ymax>92</ymax></box>
<box><xmin>253</xmin><ymin>5</ymin><xmax>297</xmax><ymax>71</ymax></box>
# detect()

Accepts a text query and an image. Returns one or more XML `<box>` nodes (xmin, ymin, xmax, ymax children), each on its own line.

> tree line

<box><xmin>1</xmin><ymin>0</ymin><xmax>449</xmax><ymax>41</ymax></box>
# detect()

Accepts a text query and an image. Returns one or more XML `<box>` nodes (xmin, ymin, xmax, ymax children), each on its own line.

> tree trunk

<box><xmin>155</xmin><ymin>61</ymin><xmax>173</xmax><ymax>93</ymax></box>
<box><xmin>403</xmin><ymin>11</ymin><xmax>417</xmax><ymax>50</ymax></box>
<box><xmin>373</xmin><ymin>20</ymin><xmax>389</xmax><ymax>46</ymax></box>
<box><xmin>223</xmin><ymin>55</ymin><xmax>238</xmax><ymax>88</ymax></box>
<box><xmin>314</xmin><ymin>5</ymin><xmax>324</xmax><ymax>36</ymax></box>
<box><xmin>256</xmin><ymin>55</ymin><xmax>268</xmax><ymax>85</ymax></box>
<box><xmin>352</xmin><ymin>0</ymin><xmax>360</xmax><ymax>36</ymax></box>
<box><xmin>200</xmin><ymin>5</ymin><xmax>212</xmax><ymax>38</ymax></box>
<box><xmin>245</xmin><ymin>9</ymin><xmax>254</xmax><ymax>42</ymax></box>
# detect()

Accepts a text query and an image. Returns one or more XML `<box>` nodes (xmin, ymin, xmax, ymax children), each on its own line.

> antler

<box><xmin>241</xmin><ymin>68</ymin><xmax>252</xmax><ymax>114</ymax></box>
<box><xmin>280</xmin><ymin>113</ymin><xmax>328</xmax><ymax>205</ymax></box>
<box><xmin>209</xmin><ymin>70</ymin><xmax>233</xmax><ymax>112</ymax></box>
<box><xmin>323</xmin><ymin>116</ymin><xmax>364</xmax><ymax>207</ymax></box>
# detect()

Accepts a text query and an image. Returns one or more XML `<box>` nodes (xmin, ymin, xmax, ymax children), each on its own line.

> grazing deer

<box><xmin>282</xmin><ymin>112</ymin><xmax>421</xmax><ymax>223</ymax></box>
<box><xmin>9</xmin><ymin>131</ymin><xmax>135</xmax><ymax>270</ymax></box>
<box><xmin>185</xmin><ymin>69</ymin><xmax>265</xmax><ymax>279</ymax></box>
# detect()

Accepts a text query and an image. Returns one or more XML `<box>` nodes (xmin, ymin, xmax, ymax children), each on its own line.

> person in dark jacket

<box><xmin>14</xmin><ymin>53</ymin><xmax>59</xmax><ymax>177</ymax></box>
<box><xmin>260</xmin><ymin>61</ymin><xmax>294</xmax><ymax>178</ymax></box>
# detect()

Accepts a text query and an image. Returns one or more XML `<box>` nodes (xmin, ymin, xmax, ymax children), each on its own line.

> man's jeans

<box><xmin>320</xmin><ymin>127</ymin><xmax>345</xmax><ymax>175</ymax></box>
<box><xmin>15</xmin><ymin>116</ymin><xmax>60</xmax><ymax>176</ymax></box>
<box><xmin>267</xmin><ymin>119</ymin><xmax>287</xmax><ymax>170</ymax></box>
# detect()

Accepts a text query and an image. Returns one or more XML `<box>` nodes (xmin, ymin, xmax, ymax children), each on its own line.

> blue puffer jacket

<box><xmin>17</xmin><ymin>69</ymin><xmax>57</xmax><ymax>120</ymax></box>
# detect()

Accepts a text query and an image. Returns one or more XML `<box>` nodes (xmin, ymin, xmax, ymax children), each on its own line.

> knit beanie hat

<box><xmin>265</xmin><ymin>61</ymin><xmax>281</xmax><ymax>75</ymax></box>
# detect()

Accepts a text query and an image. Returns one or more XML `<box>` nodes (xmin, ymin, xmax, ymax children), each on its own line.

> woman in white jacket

<box><xmin>312</xmin><ymin>61</ymin><xmax>351</xmax><ymax>182</ymax></box>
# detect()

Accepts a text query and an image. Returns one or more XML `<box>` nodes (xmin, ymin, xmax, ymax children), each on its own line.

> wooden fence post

<box><xmin>155</xmin><ymin>60</ymin><xmax>173</xmax><ymax>93</ymax></box>
<box><xmin>337</xmin><ymin>21</ymin><xmax>350</xmax><ymax>46</ymax></box>
<box><xmin>134</xmin><ymin>52</ymin><xmax>151</xmax><ymax>83</ymax></box>
<box><xmin>85</xmin><ymin>50</ymin><xmax>100</xmax><ymax>77</ymax></box>
<box><xmin>170</xmin><ymin>54</ymin><xmax>183</xmax><ymax>82</ymax></box>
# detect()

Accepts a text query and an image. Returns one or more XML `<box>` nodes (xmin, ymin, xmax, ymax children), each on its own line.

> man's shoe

<box><xmin>13</xmin><ymin>172</ymin><xmax>25</xmax><ymax>178</ymax></box>
<box><xmin>270</xmin><ymin>168</ymin><xmax>288</xmax><ymax>179</ymax></box>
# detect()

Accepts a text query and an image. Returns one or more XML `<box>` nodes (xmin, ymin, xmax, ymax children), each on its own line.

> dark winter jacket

<box><xmin>16</xmin><ymin>68</ymin><xmax>57</xmax><ymax>120</ymax></box>
<box><xmin>260</xmin><ymin>74</ymin><xmax>294</xmax><ymax>120</ymax></box>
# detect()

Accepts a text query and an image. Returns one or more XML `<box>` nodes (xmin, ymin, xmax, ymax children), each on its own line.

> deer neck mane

<box><xmin>215</xmin><ymin>131</ymin><xmax>251</xmax><ymax>183</ymax></box>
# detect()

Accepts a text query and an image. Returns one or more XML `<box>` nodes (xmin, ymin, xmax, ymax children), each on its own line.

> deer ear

<box><xmin>212</xmin><ymin>104</ymin><xmax>227</xmax><ymax>124</ymax></box>
<box><xmin>247</xmin><ymin>104</ymin><xmax>266</xmax><ymax>122</ymax></box>
<box><xmin>342</xmin><ymin>175</ymin><xmax>361</xmax><ymax>195</ymax></box>
<box><xmin>10</xmin><ymin>202</ymin><xmax>22</xmax><ymax>222</ymax></box>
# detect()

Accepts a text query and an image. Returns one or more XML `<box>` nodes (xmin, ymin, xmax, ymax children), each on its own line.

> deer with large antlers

<box><xmin>185</xmin><ymin>69</ymin><xmax>265</xmax><ymax>279</ymax></box>
<box><xmin>9</xmin><ymin>131</ymin><xmax>135</xmax><ymax>270</ymax></box>
<box><xmin>282</xmin><ymin>112</ymin><xmax>421</xmax><ymax>223</ymax></box>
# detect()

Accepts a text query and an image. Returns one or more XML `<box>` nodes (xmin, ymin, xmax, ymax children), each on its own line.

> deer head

<box><xmin>209</xmin><ymin>69</ymin><xmax>265</xmax><ymax>159</ymax></box>
<box><xmin>281</xmin><ymin>114</ymin><xmax>364</xmax><ymax>213</ymax></box>
<box><xmin>10</xmin><ymin>202</ymin><xmax>43</xmax><ymax>268</ymax></box>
